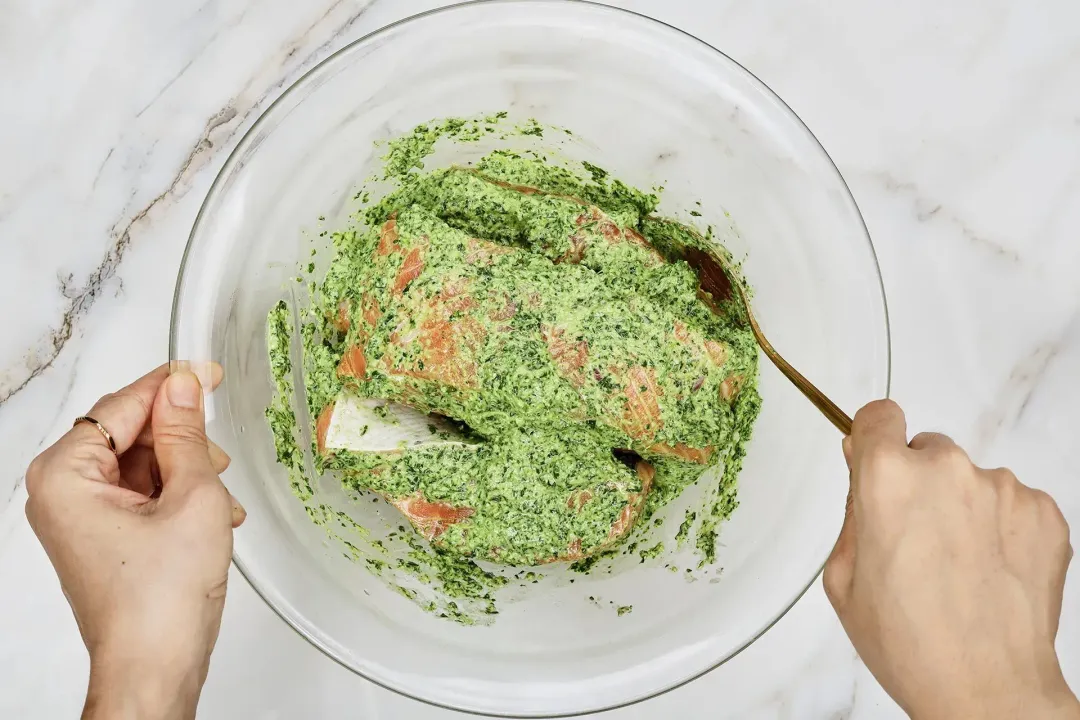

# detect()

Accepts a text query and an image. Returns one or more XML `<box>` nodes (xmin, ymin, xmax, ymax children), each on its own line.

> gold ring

<box><xmin>73</xmin><ymin>416</ymin><xmax>117</xmax><ymax>454</ymax></box>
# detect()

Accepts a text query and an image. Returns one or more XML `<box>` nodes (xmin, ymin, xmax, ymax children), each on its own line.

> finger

<box><xmin>824</xmin><ymin>487</ymin><xmax>856</xmax><ymax>596</ymax></box>
<box><xmin>127</xmin><ymin>363</ymin><xmax>226</xmax><ymax>450</ymax></box>
<box><xmin>69</xmin><ymin>365</ymin><xmax>169</xmax><ymax>455</ymax></box>
<box><xmin>170</xmin><ymin>360</ymin><xmax>225</xmax><ymax>394</ymax></box>
<box><xmin>71</xmin><ymin>363</ymin><xmax>224</xmax><ymax>456</ymax></box>
<box><xmin>151</xmin><ymin>371</ymin><xmax>218</xmax><ymax>498</ymax></box>
<box><xmin>231</xmin><ymin>494</ymin><xmax>247</xmax><ymax>528</ymax></box>
<box><xmin>133</xmin><ymin>430</ymin><xmax>231</xmax><ymax>472</ymax></box>
<box><xmin>209</xmin><ymin>441</ymin><xmax>231</xmax><ymax>473</ymax></box>
<box><xmin>824</xmin><ymin>441</ymin><xmax>857</xmax><ymax>607</ymax></box>
<box><xmin>850</xmin><ymin>399</ymin><xmax>908</xmax><ymax>472</ymax></box>
<box><xmin>908</xmin><ymin>431</ymin><xmax>957</xmax><ymax>453</ymax></box>
<box><xmin>835</xmin><ymin>435</ymin><xmax>856</xmax><ymax>558</ymax></box>
<box><xmin>89</xmin><ymin>481</ymin><xmax>156</xmax><ymax>513</ymax></box>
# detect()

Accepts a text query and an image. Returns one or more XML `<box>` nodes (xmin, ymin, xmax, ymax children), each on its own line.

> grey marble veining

<box><xmin>1</xmin><ymin>0</ymin><xmax>1078</xmax><ymax>717</ymax></box>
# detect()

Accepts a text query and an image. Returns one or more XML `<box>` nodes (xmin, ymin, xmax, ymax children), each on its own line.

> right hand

<box><xmin>824</xmin><ymin>400</ymin><xmax>1078</xmax><ymax>720</ymax></box>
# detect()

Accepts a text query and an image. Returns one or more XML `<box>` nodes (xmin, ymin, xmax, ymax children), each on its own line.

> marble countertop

<box><xmin>2</xmin><ymin>0</ymin><xmax>1079</xmax><ymax>717</ymax></box>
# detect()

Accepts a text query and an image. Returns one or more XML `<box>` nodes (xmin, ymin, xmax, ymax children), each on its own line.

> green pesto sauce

<box><xmin>266</xmin><ymin>301</ymin><xmax>313</xmax><ymax>501</ymax></box>
<box><xmin>676</xmin><ymin>509</ymin><xmax>697</xmax><ymax>546</ymax></box>
<box><xmin>639</xmin><ymin>541</ymin><xmax>664</xmax><ymax>563</ymax></box>
<box><xmin>265</xmin><ymin>115</ymin><xmax>761</xmax><ymax>617</ymax></box>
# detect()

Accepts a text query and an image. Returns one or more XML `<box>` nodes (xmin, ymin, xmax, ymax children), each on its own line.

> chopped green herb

<box><xmin>263</xmin><ymin>113</ymin><xmax>761</xmax><ymax>623</ymax></box>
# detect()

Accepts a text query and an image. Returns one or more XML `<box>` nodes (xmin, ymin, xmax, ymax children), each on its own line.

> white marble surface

<box><xmin>2</xmin><ymin>0</ymin><xmax>1079</xmax><ymax>717</ymax></box>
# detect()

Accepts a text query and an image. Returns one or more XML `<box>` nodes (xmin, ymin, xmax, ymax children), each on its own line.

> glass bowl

<box><xmin>170</xmin><ymin>1</ymin><xmax>890</xmax><ymax>716</ymax></box>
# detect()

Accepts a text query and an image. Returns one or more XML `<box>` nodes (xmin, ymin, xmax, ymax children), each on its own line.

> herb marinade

<box><xmin>266</xmin><ymin>116</ymin><xmax>761</xmax><ymax>618</ymax></box>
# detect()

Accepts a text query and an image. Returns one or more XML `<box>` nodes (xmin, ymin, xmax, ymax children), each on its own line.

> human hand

<box><xmin>25</xmin><ymin>365</ymin><xmax>245</xmax><ymax>720</ymax></box>
<box><xmin>824</xmin><ymin>400</ymin><xmax>1078</xmax><ymax>720</ymax></box>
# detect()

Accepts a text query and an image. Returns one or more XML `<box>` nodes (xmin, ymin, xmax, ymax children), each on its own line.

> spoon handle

<box><xmin>735</xmin><ymin>282</ymin><xmax>853</xmax><ymax>435</ymax></box>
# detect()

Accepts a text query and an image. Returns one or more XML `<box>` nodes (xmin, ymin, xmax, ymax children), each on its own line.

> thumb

<box><xmin>151</xmin><ymin>371</ymin><xmax>217</xmax><ymax>497</ymax></box>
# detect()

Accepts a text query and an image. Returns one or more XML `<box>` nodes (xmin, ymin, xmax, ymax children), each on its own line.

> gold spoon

<box><xmin>660</xmin><ymin>225</ymin><xmax>853</xmax><ymax>435</ymax></box>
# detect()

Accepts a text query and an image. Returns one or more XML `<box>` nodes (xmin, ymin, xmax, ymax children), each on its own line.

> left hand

<box><xmin>24</xmin><ymin>364</ymin><xmax>245</xmax><ymax>720</ymax></box>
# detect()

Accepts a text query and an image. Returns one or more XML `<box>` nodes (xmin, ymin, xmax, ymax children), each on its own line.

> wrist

<box><xmin>908</xmin><ymin>673</ymin><xmax>1080</xmax><ymax>720</ymax></box>
<box><xmin>1007</xmin><ymin>653</ymin><xmax>1080</xmax><ymax>720</ymax></box>
<box><xmin>993</xmin><ymin>691</ymin><xmax>1080</xmax><ymax>720</ymax></box>
<box><xmin>1027</xmin><ymin>688</ymin><xmax>1080</xmax><ymax>720</ymax></box>
<box><xmin>84</xmin><ymin>647</ymin><xmax>207</xmax><ymax>720</ymax></box>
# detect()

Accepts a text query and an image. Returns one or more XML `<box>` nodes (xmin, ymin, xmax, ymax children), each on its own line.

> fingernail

<box><xmin>166</xmin><ymin>371</ymin><xmax>202</xmax><ymax>409</ymax></box>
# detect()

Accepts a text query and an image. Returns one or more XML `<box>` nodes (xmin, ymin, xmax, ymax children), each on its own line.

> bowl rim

<box><xmin>171</xmin><ymin>0</ymin><xmax>892</xmax><ymax>716</ymax></box>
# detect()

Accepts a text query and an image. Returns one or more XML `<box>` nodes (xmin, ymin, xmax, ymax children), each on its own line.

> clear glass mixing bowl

<box><xmin>171</xmin><ymin>1</ymin><xmax>890</xmax><ymax>716</ymax></box>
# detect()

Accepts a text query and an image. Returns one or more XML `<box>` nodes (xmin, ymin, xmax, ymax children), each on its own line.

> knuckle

<box><xmin>25</xmin><ymin>487</ymin><xmax>58</xmax><ymax>533</ymax></box>
<box><xmin>1036</xmin><ymin>491</ymin><xmax>1068</xmax><ymax>529</ymax></box>
<box><xmin>864</xmin><ymin>481</ymin><xmax>912</xmax><ymax>511</ymax></box>
<box><xmin>109</xmin><ymin>386</ymin><xmax>152</xmax><ymax>420</ymax></box>
<box><xmin>24</xmin><ymin>496</ymin><xmax>39</xmax><ymax>527</ymax></box>
<box><xmin>859</xmin><ymin>447</ymin><xmax>914</xmax><ymax>508</ymax></box>
<box><xmin>119</xmin><ymin>387</ymin><xmax>152</xmax><ymax>415</ymax></box>
<box><xmin>90</xmin><ymin>390</ymin><xmax>123</xmax><ymax>418</ymax></box>
<box><xmin>24</xmin><ymin>455</ymin><xmax>47</xmax><ymax>496</ymax></box>
<box><xmin>23</xmin><ymin>496</ymin><xmax>52</xmax><ymax>538</ymax></box>
<box><xmin>861</xmin><ymin>445</ymin><xmax>908</xmax><ymax>486</ymax></box>
<box><xmin>1020</xmin><ymin>488</ymin><xmax>1072</xmax><ymax>550</ymax></box>
<box><xmin>910</xmin><ymin>433</ymin><xmax>965</xmax><ymax>462</ymax></box>
<box><xmin>822</xmin><ymin>561</ymin><xmax>849</xmax><ymax>607</ymax></box>
<box><xmin>989</xmin><ymin>467</ymin><xmax>1019</xmax><ymax>485</ymax></box>
<box><xmin>189</xmin><ymin>475</ymin><xmax>226</xmax><ymax>496</ymax></box>
<box><xmin>25</xmin><ymin>441</ymin><xmax>116</xmax><ymax>495</ymax></box>
<box><xmin>971</xmin><ymin>471</ymin><xmax>1008</xmax><ymax>515</ymax></box>
<box><xmin>853</xmin><ymin>399</ymin><xmax>902</xmax><ymax>431</ymax></box>
<box><xmin>986</xmin><ymin>468</ymin><xmax>1020</xmax><ymax>498</ymax></box>
<box><xmin>155</xmin><ymin>423</ymin><xmax>208</xmax><ymax>447</ymax></box>
<box><xmin>72</xmin><ymin>443</ymin><xmax>117</xmax><ymax>483</ymax></box>
<box><xmin>859</xmin><ymin>398</ymin><xmax>901</xmax><ymax>418</ymax></box>
<box><xmin>1029</xmin><ymin>486</ymin><xmax>1055</xmax><ymax>509</ymax></box>
<box><xmin>822</xmin><ymin>570</ymin><xmax>839</xmax><ymax>600</ymax></box>
<box><xmin>986</xmin><ymin>470</ymin><xmax>1020</xmax><ymax>507</ymax></box>
<box><xmin>181</xmin><ymin>480</ymin><xmax>230</xmax><ymax>514</ymax></box>
<box><xmin>864</xmin><ymin>444</ymin><xmax>904</xmax><ymax>473</ymax></box>
<box><xmin>908</xmin><ymin>431</ymin><xmax>934</xmax><ymax>448</ymax></box>
<box><xmin>936</xmin><ymin>443</ymin><xmax>971</xmax><ymax>470</ymax></box>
